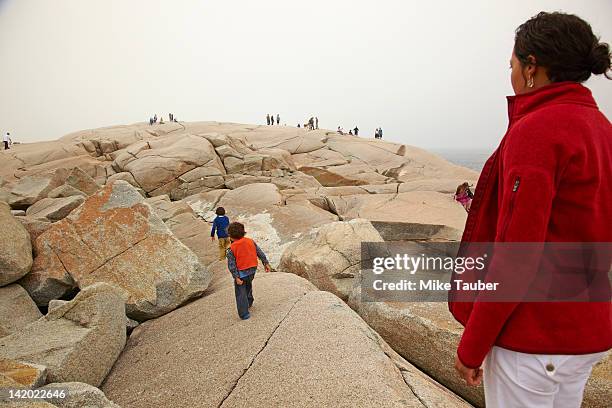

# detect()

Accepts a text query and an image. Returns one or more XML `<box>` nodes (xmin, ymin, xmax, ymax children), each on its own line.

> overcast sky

<box><xmin>0</xmin><ymin>0</ymin><xmax>610</xmax><ymax>149</ymax></box>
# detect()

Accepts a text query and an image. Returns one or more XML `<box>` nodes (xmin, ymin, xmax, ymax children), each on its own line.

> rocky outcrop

<box><xmin>112</xmin><ymin>134</ymin><xmax>225</xmax><ymax>196</ymax></box>
<box><xmin>20</xmin><ymin>181</ymin><xmax>211</xmax><ymax>320</ymax></box>
<box><xmin>0</xmin><ymin>203</ymin><xmax>33</xmax><ymax>287</ymax></box>
<box><xmin>0</xmin><ymin>283</ymin><xmax>126</xmax><ymax>387</ymax></box>
<box><xmin>102</xmin><ymin>273</ymin><xmax>469</xmax><ymax>408</ymax></box>
<box><xmin>0</xmin><ymin>284</ymin><xmax>42</xmax><ymax>338</ymax></box>
<box><xmin>41</xmin><ymin>382</ymin><xmax>120</xmax><ymax>408</ymax></box>
<box><xmin>279</xmin><ymin>219</ymin><xmax>383</xmax><ymax>301</ymax></box>
<box><xmin>327</xmin><ymin>190</ymin><xmax>468</xmax><ymax>230</ymax></box>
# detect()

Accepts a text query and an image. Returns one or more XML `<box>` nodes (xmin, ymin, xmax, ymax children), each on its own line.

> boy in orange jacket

<box><xmin>226</xmin><ymin>222</ymin><xmax>271</xmax><ymax>320</ymax></box>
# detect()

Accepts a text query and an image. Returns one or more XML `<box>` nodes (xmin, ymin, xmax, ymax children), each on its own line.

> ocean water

<box><xmin>431</xmin><ymin>148</ymin><xmax>493</xmax><ymax>172</ymax></box>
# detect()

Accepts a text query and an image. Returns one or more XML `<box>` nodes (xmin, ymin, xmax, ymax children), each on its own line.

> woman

<box><xmin>449</xmin><ymin>12</ymin><xmax>611</xmax><ymax>407</ymax></box>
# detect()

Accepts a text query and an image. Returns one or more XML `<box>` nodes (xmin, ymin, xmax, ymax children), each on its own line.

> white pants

<box><xmin>484</xmin><ymin>346</ymin><xmax>606</xmax><ymax>408</ymax></box>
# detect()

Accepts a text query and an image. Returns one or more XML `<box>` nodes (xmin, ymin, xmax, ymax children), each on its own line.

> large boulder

<box><xmin>0</xmin><ymin>284</ymin><xmax>42</xmax><ymax>337</ymax></box>
<box><xmin>0</xmin><ymin>283</ymin><xmax>126</xmax><ymax>387</ymax></box>
<box><xmin>16</xmin><ymin>217</ymin><xmax>52</xmax><ymax>247</ymax></box>
<box><xmin>279</xmin><ymin>219</ymin><xmax>383</xmax><ymax>301</ymax></box>
<box><xmin>25</xmin><ymin>196</ymin><xmax>85</xmax><ymax>222</ymax></box>
<box><xmin>102</xmin><ymin>273</ymin><xmax>469</xmax><ymax>408</ymax></box>
<box><xmin>62</xmin><ymin>167</ymin><xmax>100</xmax><ymax>196</ymax></box>
<box><xmin>0</xmin><ymin>202</ymin><xmax>33</xmax><ymax>287</ymax></box>
<box><xmin>41</xmin><ymin>382</ymin><xmax>120</xmax><ymax>408</ymax></box>
<box><xmin>20</xmin><ymin>181</ymin><xmax>211</xmax><ymax>320</ymax></box>
<box><xmin>7</xmin><ymin>169</ymin><xmax>69</xmax><ymax>210</ymax></box>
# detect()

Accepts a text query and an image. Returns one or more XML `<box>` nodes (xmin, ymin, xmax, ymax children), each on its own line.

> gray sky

<box><xmin>1</xmin><ymin>0</ymin><xmax>610</xmax><ymax>149</ymax></box>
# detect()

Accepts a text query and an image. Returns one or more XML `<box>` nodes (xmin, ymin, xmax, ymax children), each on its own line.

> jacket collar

<box><xmin>506</xmin><ymin>81</ymin><xmax>598</xmax><ymax>124</ymax></box>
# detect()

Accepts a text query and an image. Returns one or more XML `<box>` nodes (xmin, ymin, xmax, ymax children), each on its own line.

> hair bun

<box><xmin>590</xmin><ymin>42</ymin><xmax>611</xmax><ymax>75</ymax></box>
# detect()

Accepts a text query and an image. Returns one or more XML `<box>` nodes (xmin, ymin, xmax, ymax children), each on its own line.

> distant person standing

<box><xmin>277</xmin><ymin>114</ymin><xmax>280</xmax><ymax>125</ymax></box>
<box><xmin>271</xmin><ymin>114</ymin><xmax>275</xmax><ymax>125</ymax></box>
<box><xmin>154</xmin><ymin>114</ymin><xmax>158</xmax><ymax>124</ymax></box>
<box><xmin>266</xmin><ymin>114</ymin><xmax>270</xmax><ymax>125</ymax></box>
<box><xmin>211</xmin><ymin>207</ymin><xmax>231</xmax><ymax>261</ymax></box>
<box><xmin>378</xmin><ymin>127</ymin><xmax>383</xmax><ymax>139</ymax></box>
<box><xmin>3</xmin><ymin>132</ymin><xmax>11</xmax><ymax>150</ymax></box>
<box><xmin>374</xmin><ymin>128</ymin><xmax>379</xmax><ymax>139</ymax></box>
<box><xmin>354</xmin><ymin>126</ymin><xmax>359</xmax><ymax>136</ymax></box>
<box><xmin>315</xmin><ymin>117</ymin><xmax>319</xmax><ymax>129</ymax></box>
<box><xmin>169</xmin><ymin>113</ymin><xmax>173</xmax><ymax>122</ymax></box>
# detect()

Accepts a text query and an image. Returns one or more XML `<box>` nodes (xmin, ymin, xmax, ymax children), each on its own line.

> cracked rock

<box><xmin>279</xmin><ymin>219</ymin><xmax>383</xmax><ymax>300</ymax></box>
<box><xmin>19</xmin><ymin>181</ymin><xmax>211</xmax><ymax>320</ymax></box>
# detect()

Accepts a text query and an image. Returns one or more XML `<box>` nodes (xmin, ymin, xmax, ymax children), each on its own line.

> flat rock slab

<box><xmin>0</xmin><ymin>283</ymin><xmax>126</xmax><ymax>387</ymax></box>
<box><xmin>0</xmin><ymin>284</ymin><xmax>42</xmax><ymax>338</ymax></box>
<box><xmin>102</xmin><ymin>273</ymin><xmax>468</xmax><ymax>408</ymax></box>
<box><xmin>25</xmin><ymin>196</ymin><xmax>84</xmax><ymax>222</ymax></box>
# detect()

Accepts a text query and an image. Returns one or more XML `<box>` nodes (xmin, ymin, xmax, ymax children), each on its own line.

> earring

<box><xmin>527</xmin><ymin>77</ymin><xmax>534</xmax><ymax>88</ymax></box>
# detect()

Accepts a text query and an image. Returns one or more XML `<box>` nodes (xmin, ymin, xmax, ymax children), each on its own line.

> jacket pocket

<box><xmin>499</xmin><ymin>176</ymin><xmax>520</xmax><ymax>241</ymax></box>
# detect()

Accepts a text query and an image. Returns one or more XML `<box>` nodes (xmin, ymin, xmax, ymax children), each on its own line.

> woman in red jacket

<box><xmin>449</xmin><ymin>12</ymin><xmax>611</xmax><ymax>407</ymax></box>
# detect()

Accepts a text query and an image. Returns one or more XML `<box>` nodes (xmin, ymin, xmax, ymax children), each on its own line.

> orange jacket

<box><xmin>230</xmin><ymin>237</ymin><xmax>259</xmax><ymax>271</ymax></box>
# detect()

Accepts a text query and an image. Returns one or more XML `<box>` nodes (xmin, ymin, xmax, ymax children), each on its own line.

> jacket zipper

<box><xmin>500</xmin><ymin>176</ymin><xmax>520</xmax><ymax>241</ymax></box>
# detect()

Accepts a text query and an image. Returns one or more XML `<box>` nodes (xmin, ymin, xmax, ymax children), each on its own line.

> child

<box><xmin>454</xmin><ymin>182</ymin><xmax>473</xmax><ymax>212</ymax></box>
<box><xmin>211</xmin><ymin>207</ymin><xmax>230</xmax><ymax>260</ymax></box>
<box><xmin>226</xmin><ymin>222</ymin><xmax>271</xmax><ymax>320</ymax></box>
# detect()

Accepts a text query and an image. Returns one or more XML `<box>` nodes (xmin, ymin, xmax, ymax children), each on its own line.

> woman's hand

<box><xmin>454</xmin><ymin>355</ymin><xmax>483</xmax><ymax>386</ymax></box>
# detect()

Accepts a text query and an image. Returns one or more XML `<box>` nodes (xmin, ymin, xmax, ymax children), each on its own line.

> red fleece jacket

<box><xmin>449</xmin><ymin>82</ymin><xmax>612</xmax><ymax>369</ymax></box>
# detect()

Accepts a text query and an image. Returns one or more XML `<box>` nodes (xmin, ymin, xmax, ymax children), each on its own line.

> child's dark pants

<box><xmin>234</xmin><ymin>273</ymin><xmax>255</xmax><ymax>319</ymax></box>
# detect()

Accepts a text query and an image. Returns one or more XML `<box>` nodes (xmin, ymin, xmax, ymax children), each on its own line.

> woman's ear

<box><xmin>524</xmin><ymin>55</ymin><xmax>537</xmax><ymax>76</ymax></box>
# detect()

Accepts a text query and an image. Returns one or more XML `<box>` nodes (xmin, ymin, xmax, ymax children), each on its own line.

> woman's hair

<box><xmin>216</xmin><ymin>207</ymin><xmax>225</xmax><ymax>216</ymax></box>
<box><xmin>228</xmin><ymin>222</ymin><xmax>246</xmax><ymax>239</ymax></box>
<box><xmin>514</xmin><ymin>12</ymin><xmax>611</xmax><ymax>82</ymax></box>
<box><xmin>456</xmin><ymin>183</ymin><xmax>466</xmax><ymax>195</ymax></box>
